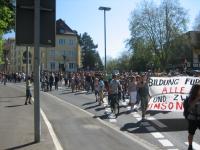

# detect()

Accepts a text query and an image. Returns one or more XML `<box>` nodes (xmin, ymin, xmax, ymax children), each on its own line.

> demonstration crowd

<box><xmin>1</xmin><ymin>70</ymin><xmax>200</xmax><ymax>150</ymax></box>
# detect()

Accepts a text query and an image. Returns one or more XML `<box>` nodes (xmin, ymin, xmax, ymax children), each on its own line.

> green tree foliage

<box><xmin>0</xmin><ymin>0</ymin><xmax>15</xmax><ymax>64</ymax></box>
<box><xmin>79</xmin><ymin>32</ymin><xmax>103</xmax><ymax>70</ymax></box>
<box><xmin>127</xmin><ymin>0</ymin><xmax>188</xmax><ymax>71</ymax></box>
<box><xmin>107</xmin><ymin>52</ymin><xmax>131</xmax><ymax>72</ymax></box>
<box><xmin>0</xmin><ymin>0</ymin><xmax>15</xmax><ymax>35</ymax></box>
<box><xmin>0</xmin><ymin>39</ymin><xmax>3</xmax><ymax>64</ymax></box>
<box><xmin>106</xmin><ymin>58</ymin><xmax>118</xmax><ymax>73</ymax></box>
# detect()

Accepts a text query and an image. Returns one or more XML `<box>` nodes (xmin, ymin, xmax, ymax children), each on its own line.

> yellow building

<box><xmin>41</xmin><ymin>19</ymin><xmax>81</xmax><ymax>72</ymax></box>
<box><xmin>6</xmin><ymin>19</ymin><xmax>81</xmax><ymax>73</ymax></box>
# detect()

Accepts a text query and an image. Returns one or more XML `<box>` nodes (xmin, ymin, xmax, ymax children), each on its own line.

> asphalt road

<box><xmin>4</xmin><ymin>83</ymin><xmax>156</xmax><ymax>150</ymax></box>
<box><xmin>47</xmin><ymin>85</ymin><xmax>200</xmax><ymax>150</ymax></box>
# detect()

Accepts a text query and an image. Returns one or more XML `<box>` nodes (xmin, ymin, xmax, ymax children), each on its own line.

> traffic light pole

<box><xmin>34</xmin><ymin>0</ymin><xmax>41</xmax><ymax>142</ymax></box>
<box><xmin>26</xmin><ymin>46</ymin><xmax>29</xmax><ymax>91</ymax></box>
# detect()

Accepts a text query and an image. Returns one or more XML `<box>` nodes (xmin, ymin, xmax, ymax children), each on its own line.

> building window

<box><xmin>50</xmin><ymin>62</ymin><xmax>55</xmax><ymax>70</ymax></box>
<box><xmin>59</xmin><ymin>39</ymin><xmax>65</xmax><ymax>45</ymax></box>
<box><xmin>73</xmin><ymin>50</ymin><xmax>77</xmax><ymax>57</ymax></box>
<box><xmin>49</xmin><ymin>50</ymin><xmax>55</xmax><ymax>56</ymax></box>
<box><xmin>68</xmin><ymin>50</ymin><xmax>76</xmax><ymax>57</ymax></box>
<box><xmin>69</xmin><ymin>63</ymin><xmax>75</xmax><ymax>69</ymax></box>
<box><xmin>69</xmin><ymin>39</ymin><xmax>74</xmax><ymax>45</ymax></box>
<box><xmin>59</xmin><ymin>29</ymin><xmax>65</xmax><ymax>34</ymax></box>
<box><xmin>198</xmin><ymin>55</ymin><xmax>200</xmax><ymax>62</ymax></box>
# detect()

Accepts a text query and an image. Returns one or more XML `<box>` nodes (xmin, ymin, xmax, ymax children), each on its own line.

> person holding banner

<box><xmin>138</xmin><ymin>75</ymin><xmax>149</xmax><ymax>120</ymax></box>
<box><xmin>128</xmin><ymin>76</ymin><xmax>137</xmax><ymax>111</ymax></box>
<box><xmin>187</xmin><ymin>84</ymin><xmax>200</xmax><ymax>150</ymax></box>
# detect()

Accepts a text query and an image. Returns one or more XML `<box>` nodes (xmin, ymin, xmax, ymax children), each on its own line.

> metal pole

<box><xmin>26</xmin><ymin>46</ymin><xmax>29</xmax><ymax>91</ymax></box>
<box><xmin>104</xmin><ymin>10</ymin><xmax>107</xmax><ymax>70</ymax></box>
<box><xmin>34</xmin><ymin>0</ymin><xmax>41</xmax><ymax>142</ymax></box>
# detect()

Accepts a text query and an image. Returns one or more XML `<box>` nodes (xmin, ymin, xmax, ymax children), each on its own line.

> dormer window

<box><xmin>60</xmin><ymin>29</ymin><xmax>65</xmax><ymax>34</ymax></box>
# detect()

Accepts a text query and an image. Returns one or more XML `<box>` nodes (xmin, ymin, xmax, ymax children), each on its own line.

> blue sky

<box><xmin>4</xmin><ymin>0</ymin><xmax>200</xmax><ymax>59</ymax></box>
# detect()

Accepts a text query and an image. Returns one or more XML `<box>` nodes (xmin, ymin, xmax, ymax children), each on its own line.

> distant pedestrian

<box><xmin>186</xmin><ymin>84</ymin><xmax>200</xmax><ymax>150</ymax></box>
<box><xmin>138</xmin><ymin>75</ymin><xmax>149</xmax><ymax>120</ymax></box>
<box><xmin>128</xmin><ymin>76</ymin><xmax>137</xmax><ymax>111</ymax></box>
<box><xmin>25</xmin><ymin>77</ymin><xmax>32</xmax><ymax>105</ymax></box>
<box><xmin>55</xmin><ymin>74</ymin><xmax>59</xmax><ymax>90</ymax></box>
<box><xmin>98</xmin><ymin>77</ymin><xmax>105</xmax><ymax>105</ymax></box>
<box><xmin>49</xmin><ymin>74</ymin><xmax>54</xmax><ymax>91</ymax></box>
<box><xmin>94</xmin><ymin>78</ymin><xmax>99</xmax><ymax>102</ymax></box>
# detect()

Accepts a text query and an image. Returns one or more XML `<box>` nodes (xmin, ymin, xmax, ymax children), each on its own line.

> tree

<box><xmin>79</xmin><ymin>32</ymin><xmax>103</xmax><ymax>70</ymax></box>
<box><xmin>0</xmin><ymin>0</ymin><xmax>15</xmax><ymax>64</ymax></box>
<box><xmin>194</xmin><ymin>12</ymin><xmax>200</xmax><ymax>31</ymax></box>
<box><xmin>106</xmin><ymin>58</ymin><xmax>118</xmax><ymax>73</ymax></box>
<box><xmin>127</xmin><ymin>0</ymin><xmax>188</xmax><ymax>71</ymax></box>
<box><xmin>106</xmin><ymin>51</ymin><xmax>131</xmax><ymax>72</ymax></box>
<box><xmin>0</xmin><ymin>0</ymin><xmax>15</xmax><ymax>35</ymax></box>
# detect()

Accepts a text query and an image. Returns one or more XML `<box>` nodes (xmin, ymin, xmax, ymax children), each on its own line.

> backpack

<box><xmin>183</xmin><ymin>97</ymin><xmax>190</xmax><ymax>119</ymax></box>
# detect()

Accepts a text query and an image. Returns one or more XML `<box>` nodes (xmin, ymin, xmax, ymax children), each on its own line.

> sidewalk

<box><xmin>0</xmin><ymin>84</ymin><xmax>55</xmax><ymax>150</ymax></box>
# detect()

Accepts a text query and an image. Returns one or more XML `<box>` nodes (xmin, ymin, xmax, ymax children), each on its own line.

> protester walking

<box><xmin>25</xmin><ymin>77</ymin><xmax>32</xmax><ymax>105</ymax></box>
<box><xmin>138</xmin><ymin>75</ymin><xmax>149</xmax><ymax>120</ymax></box>
<box><xmin>98</xmin><ymin>77</ymin><xmax>105</xmax><ymax>105</ymax></box>
<box><xmin>186</xmin><ymin>84</ymin><xmax>200</xmax><ymax>150</ymax></box>
<box><xmin>109</xmin><ymin>74</ymin><xmax>121</xmax><ymax>118</ymax></box>
<box><xmin>94</xmin><ymin>78</ymin><xmax>99</xmax><ymax>102</ymax></box>
<box><xmin>128</xmin><ymin>76</ymin><xmax>137</xmax><ymax>111</ymax></box>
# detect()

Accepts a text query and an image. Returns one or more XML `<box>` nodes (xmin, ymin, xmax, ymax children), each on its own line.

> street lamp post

<box><xmin>63</xmin><ymin>55</ymin><xmax>66</xmax><ymax>72</ymax></box>
<box><xmin>99</xmin><ymin>6</ymin><xmax>111</xmax><ymax>70</ymax></box>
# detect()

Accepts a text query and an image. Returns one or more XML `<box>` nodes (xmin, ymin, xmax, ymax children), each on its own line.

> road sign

<box><xmin>16</xmin><ymin>0</ymin><xmax>56</xmax><ymax>47</ymax></box>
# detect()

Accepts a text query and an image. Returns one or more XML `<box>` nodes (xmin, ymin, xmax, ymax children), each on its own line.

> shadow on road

<box><xmin>74</xmin><ymin>91</ymin><xmax>87</xmax><ymax>95</ymax></box>
<box><xmin>95</xmin><ymin>107</ymin><xmax>105</xmax><ymax>111</ymax></box>
<box><xmin>93</xmin><ymin>114</ymin><xmax>108</xmax><ymax>120</ymax></box>
<box><xmin>5</xmin><ymin>141</ymin><xmax>36</xmax><ymax>150</ymax></box>
<box><xmin>121</xmin><ymin>120</ymin><xmax>144</xmax><ymax>133</ymax></box>
<box><xmin>84</xmin><ymin>104</ymin><xmax>100</xmax><ymax>110</ymax></box>
<box><xmin>82</xmin><ymin>101</ymin><xmax>96</xmax><ymax>106</ymax></box>
<box><xmin>5</xmin><ymin>104</ymin><xmax>25</xmax><ymax>108</ymax></box>
<box><xmin>120</xmin><ymin>118</ymin><xmax>187</xmax><ymax>134</ymax></box>
<box><xmin>146</xmin><ymin>110</ymin><xmax>171</xmax><ymax>116</ymax></box>
<box><xmin>60</xmin><ymin>91</ymin><xmax>72</xmax><ymax>95</ymax></box>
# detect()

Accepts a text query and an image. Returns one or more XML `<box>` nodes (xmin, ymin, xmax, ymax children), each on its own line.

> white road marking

<box><xmin>147</xmin><ymin>117</ymin><xmax>156</xmax><ymax>120</ymax></box>
<box><xmin>40</xmin><ymin>109</ymin><xmax>63</xmax><ymax>150</ymax></box>
<box><xmin>135</xmin><ymin>117</ymin><xmax>142</xmax><ymax>121</ymax></box>
<box><xmin>151</xmin><ymin>132</ymin><xmax>164</xmax><ymax>139</ymax></box>
<box><xmin>32</xmin><ymin>98</ymin><xmax>63</xmax><ymax>150</ymax></box>
<box><xmin>105</xmin><ymin>108</ymin><xmax>111</xmax><ymax>112</ymax></box>
<box><xmin>147</xmin><ymin>117</ymin><xmax>167</xmax><ymax>128</ymax></box>
<box><xmin>125</xmin><ymin>99</ymin><xmax>130</xmax><ymax>103</ymax></box>
<box><xmin>121</xmin><ymin>101</ymin><xmax>127</xmax><ymax>106</ymax></box>
<box><xmin>127</xmin><ymin>106</ymin><xmax>131</xmax><ymax>110</ymax></box>
<box><xmin>109</xmin><ymin>119</ymin><xmax>117</xmax><ymax>123</ymax></box>
<box><xmin>103</xmin><ymin>103</ymin><xmax>107</xmax><ymax>107</ymax></box>
<box><xmin>167</xmin><ymin>149</ymin><xmax>179</xmax><ymax>150</ymax></box>
<box><xmin>158</xmin><ymin>139</ymin><xmax>174</xmax><ymax>147</ymax></box>
<box><xmin>185</xmin><ymin>142</ymin><xmax>200</xmax><ymax>150</ymax></box>
<box><xmin>132</xmin><ymin>113</ymin><xmax>141</xmax><ymax>118</ymax></box>
<box><xmin>146</xmin><ymin>126</ymin><xmax>157</xmax><ymax>132</ymax></box>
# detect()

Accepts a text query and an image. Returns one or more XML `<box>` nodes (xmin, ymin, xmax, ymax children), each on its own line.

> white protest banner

<box><xmin>147</xmin><ymin>76</ymin><xmax>200</xmax><ymax>112</ymax></box>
